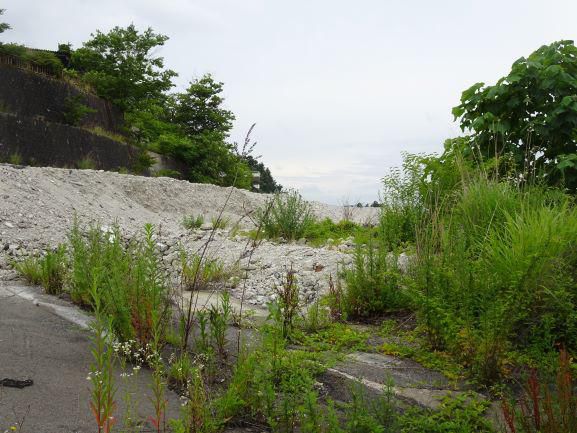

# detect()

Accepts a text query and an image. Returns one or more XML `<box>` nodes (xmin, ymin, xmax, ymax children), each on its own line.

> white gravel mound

<box><xmin>0</xmin><ymin>164</ymin><xmax>379</xmax><ymax>305</ymax></box>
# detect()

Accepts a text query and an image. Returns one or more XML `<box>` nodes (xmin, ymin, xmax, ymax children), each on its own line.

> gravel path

<box><xmin>0</xmin><ymin>164</ymin><xmax>378</xmax><ymax>305</ymax></box>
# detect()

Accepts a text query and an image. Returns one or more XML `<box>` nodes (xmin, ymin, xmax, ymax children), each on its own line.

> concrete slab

<box><xmin>0</xmin><ymin>282</ymin><xmax>181</xmax><ymax>433</ymax></box>
<box><xmin>319</xmin><ymin>351</ymin><xmax>489</xmax><ymax>412</ymax></box>
<box><xmin>180</xmin><ymin>290</ymin><xmax>270</xmax><ymax>322</ymax></box>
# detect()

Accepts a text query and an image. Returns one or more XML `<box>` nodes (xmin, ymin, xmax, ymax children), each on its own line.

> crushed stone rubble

<box><xmin>0</xmin><ymin>165</ymin><xmax>379</xmax><ymax>306</ymax></box>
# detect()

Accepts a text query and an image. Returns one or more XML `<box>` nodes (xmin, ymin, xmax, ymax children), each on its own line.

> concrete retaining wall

<box><xmin>0</xmin><ymin>64</ymin><xmax>123</xmax><ymax>132</ymax></box>
<box><xmin>0</xmin><ymin>113</ymin><xmax>137</xmax><ymax>170</ymax></box>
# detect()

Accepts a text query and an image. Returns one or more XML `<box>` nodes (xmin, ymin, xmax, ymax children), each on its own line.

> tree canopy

<box><xmin>453</xmin><ymin>40</ymin><xmax>577</xmax><ymax>191</ymax></box>
<box><xmin>0</xmin><ymin>18</ymin><xmax>282</xmax><ymax>192</ymax></box>
<box><xmin>0</xmin><ymin>9</ymin><xmax>10</xmax><ymax>34</ymax></box>
<box><xmin>172</xmin><ymin>75</ymin><xmax>235</xmax><ymax>139</ymax></box>
<box><xmin>71</xmin><ymin>24</ymin><xmax>177</xmax><ymax>110</ymax></box>
<box><xmin>246</xmin><ymin>155</ymin><xmax>282</xmax><ymax>193</ymax></box>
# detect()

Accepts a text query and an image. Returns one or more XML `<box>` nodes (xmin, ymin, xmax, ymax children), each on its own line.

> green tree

<box><xmin>157</xmin><ymin>74</ymin><xmax>253</xmax><ymax>187</ymax></box>
<box><xmin>246</xmin><ymin>155</ymin><xmax>282</xmax><ymax>193</ymax></box>
<box><xmin>172</xmin><ymin>74</ymin><xmax>235</xmax><ymax>138</ymax></box>
<box><xmin>453</xmin><ymin>40</ymin><xmax>577</xmax><ymax>191</ymax></box>
<box><xmin>71</xmin><ymin>24</ymin><xmax>177</xmax><ymax>110</ymax></box>
<box><xmin>0</xmin><ymin>9</ymin><xmax>10</xmax><ymax>34</ymax></box>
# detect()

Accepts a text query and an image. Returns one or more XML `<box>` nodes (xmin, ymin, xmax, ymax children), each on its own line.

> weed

<box><xmin>326</xmin><ymin>274</ymin><xmax>346</xmax><ymax>322</ymax></box>
<box><xmin>257</xmin><ymin>189</ymin><xmax>315</xmax><ymax>241</ymax></box>
<box><xmin>210</xmin><ymin>216</ymin><xmax>229</xmax><ymax>230</ymax></box>
<box><xmin>86</xmin><ymin>126</ymin><xmax>127</xmax><ymax>143</ymax></box>
<box><xmin>39</xmin><ymin>245</ymin><xmax>68</xmax><ymax>295</ymax></box>
<box><xmin>345</xmin><ymin>379</ymin><xmax>398</xmax><ymax>433</ymax></box>
<box><xmin>208</xmin><ymin>291</ymin><xmax>232</xmax><ymax>357</ymax></box>
<box><xmin>182</xmin><ymin>214</ymin><xmax>204</xmax><ymax>230</ymax></box>
<box><xmin>15</xmin><ymin>246</ymin><xmax>67</xmax><ymax>295</ymax></box>
<box><xmin>149</xmin><ymin>352</ymin><xmax>168</xmax><ymax>433</ymax></box>
<box><xmin>502</xmin><ymin>349</ymin><xmax>577</xmax><ymax>433</ymax></box>
<box><xmin>301</xmin><ymin>299</ymin><xmax>331</xmax><ymax>333</ymax></box>
<box><xmin>179</xmin><ymin>250</ymin><xmax>226</xmax><ymax>292</ymax></box>
<box><xmin>399</xmin><ymin>393</ymin><xmax>493</xmax><ymax>433</ymax></box>
<box><xmin>273</xmin><ymin>269</ymin><xmax>301</xmax><ymax>339</ymax></box>
<box><xmin>77</xmin><ymin>155</ymin><xmax>97</xmax><ymax>170</ymax></box>
<box><xmin>63</xmin><ymin>95</ymin><xmax>96</xmax><ymax>126</ymax></box>
<box><xmin>342</xmin><ymin>239</ymin><xmax>407</xmax><ymax>318</ymax></box>
<box><xmin>195</xmin><ymin>310</ymin><xmax>211</xmax><ymax>353</ymax></box>
<box><xmin>87</xmin><ymin>284</ymin><xmax>117</xmax><ymax>433</ymax></box>
<box><xmin>112</xmin><ymin>340</ymin><xmax>142</xmax><ymax>433</ymax></box>
<box><xmin>14</xmin><ymin>256</ymin><xmax>42</xmax><ymax>285</ymax></box>
<box><xmin>0</xmin><ymin>99</ymin><xmax>11</xmax><ymax>113</ymax></box>
<box><xmin>179</xmin><ymin>368</ymin><xmax>215</xmax><ymax>433</ymax></box>
<box><xmin>8</xmin><ymin>152</ymin><xmax>22</xmax><ymax>165</ymax></box>
<box><xmin>167</xmin><ymin>353</ymin><xmax>196</xmax><ymax>389</ymax></box>
<box><xmin>154</xmin><ymin>169</ymin><xmax>181</xmax><ymax>179</ymax></box>
<box><xmin>297</xmin><ymin>322</ymin><xmax>369</xmax><ymax>352</ymax></box>
<box><xmin>68</xmin><ymin>221</ymin><xmax>171</xmax><ymax>344</ymax></box>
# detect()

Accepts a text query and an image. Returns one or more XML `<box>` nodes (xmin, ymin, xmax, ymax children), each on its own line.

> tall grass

<box><xmin>68</xmin><ymin>222</ymin><xmax>170</xmax><ymax>345</ymax></box>
<box><xmin>343</xmin><ymin>149</ymin><xmax>577</xmax><ymax>383</ymax></box>
<box><xmin>15</xmin><ymin>246</ymin><xmax>68</xmax><ymax>294</ymax></box>
<box><xmin>413</xmin><ymin>178</ymin><xmax>577</xmax><ymax>382</ymax></box>
<box><xmin>257</xmin><ymin>189</ymin><xmax>314</xmax><ymax>240</ymax></box>
<box><xmin>342</xmin><ymin>239</ymin><xmax>407</xmax><ymax>318</ymax></box>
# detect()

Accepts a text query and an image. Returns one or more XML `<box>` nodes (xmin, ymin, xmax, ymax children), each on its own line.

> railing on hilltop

<box><xmin>0</xmin><ymin>53</ymin><xmax>62</xmax><ymax>78</ymax></box>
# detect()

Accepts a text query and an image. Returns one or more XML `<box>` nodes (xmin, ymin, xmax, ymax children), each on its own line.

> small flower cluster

<box><xmin>112</xmin><ymin>339</ymin><xmax>142</xmax><ymax>361</ymax></box>
<box><xmin>86</xmin><ymin>370</ymin><xmax>103</xmax><ymax>384</ymax></box>
<box><xmin>119</xmin><ymin>365</ymin><xmax>141</xmax><ymax>379</ymax></box>
<box><xmin>179</xmin><ymin>395</ymin><xmax>190</xmax><ymax>407</ymax></box>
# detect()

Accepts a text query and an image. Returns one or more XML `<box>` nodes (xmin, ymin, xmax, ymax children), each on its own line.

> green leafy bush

<box><xmin>302</xmin><ymin>217</ymin><xmax>364</xmax><ymax>246</ymax></box>
<box><xmin>0</xmin><ymin>42</ymin><xmax>26</xmax><ymax>57</ymax></box>
<box><xmin>257</xmin><ymin>189</ymin><xmax>315</xmax><ymax>241</ymax></box>
<box><xmin>342</xmin><ymin>240</ymin><xmax>408</xmax><ymax>318</ymax></box>
<box><xmin>63</xmin><ymin>95</ymin><xmax>96</xmax><ymax>126</ymax></box>
<box><xmin>0</xmin><ymin>44</ymin><xmax>64</xmax><ymax>75</ymax></box>
<box><xmin>454</xmin><ymin>40</ymin><xmax>577</xmax><ymax>192</ymax></box>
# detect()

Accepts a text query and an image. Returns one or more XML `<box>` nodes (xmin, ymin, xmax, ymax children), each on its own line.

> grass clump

<box><xmin>85</xmin><ymin>126</ymin><xmax>127</xmax><ymax>143</ymax></box>
<box><xmin>15</xmin><ymin>246</ymin><xmax>67</xmax><ymax>295</ymax></box>
<box><xmin>8</xmin><ymin>152</ymin><xmax>23</xmax><ymax>165</ymax></box>
<box><xmin>179</xmin><ymin>250</ymin><xmax>227</xmax><ymax>291</ymax></box>
<box><xmin>182</xmin><ymin>214</ymin><xmax>204</xmax><ymax>230</ymax></box>
<box><xmin>303</xmin><ymin>217</ymin><xmax>370</xmax><ymax>246</ymax></box>
<box><xmin>342</xmin><ymin>240</ymin><xmax>408</xmax><ymax>319</ymax></box>
<box><xmin>210</xmin><ymin>216</ymin><xmax>230</xmax><ymax>230</ymax></box>
<box><xmin>413</xmin><ymin>180</ymin><xmax>577</xmax><ymax>383</ymax></box>
<box><xmin>257</xmin><ymin>189</ymin><xmax>314</xmax><ymax>241</ymax></box>
<box><xmin>76</xmin><ymin>155</ymin><xmax>97</xmax><ymax>170</ymax></box>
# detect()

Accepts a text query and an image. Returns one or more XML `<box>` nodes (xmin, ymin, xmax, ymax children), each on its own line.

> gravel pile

<box><xmin>0</xmin><ymin>164</ymin><xmax>378</xmax><ymax>305</ymax></box>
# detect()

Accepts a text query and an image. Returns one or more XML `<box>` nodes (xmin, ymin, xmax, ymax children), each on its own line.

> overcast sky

<box><xmin>2</xmin><ymin>1</ymin><xmax>577</xmax><ymax>203</ymax></box>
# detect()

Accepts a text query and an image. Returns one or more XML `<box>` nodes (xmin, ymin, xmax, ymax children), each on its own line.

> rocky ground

<box><xmin>0</xmin><ymin>164</ymin><xmax>378</xmax><ymax>305</ymax></box>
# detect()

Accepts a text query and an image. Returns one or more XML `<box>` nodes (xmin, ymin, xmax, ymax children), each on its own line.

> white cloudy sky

<box><xmin>2</xmin><ymin>1</ymin><xmax>577</xmax><ymax>203</ymax></box>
